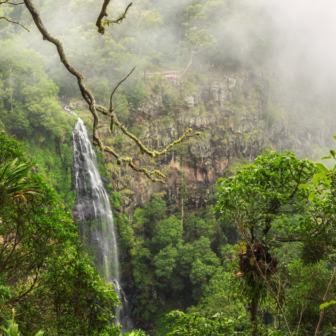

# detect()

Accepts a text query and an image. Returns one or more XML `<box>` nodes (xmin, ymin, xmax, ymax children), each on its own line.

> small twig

<box><xmin>0</xmin><ymin>16</ymin><xmax>29</xmax><ymax>31</ymax></box>
<box><xmin>0</xmin><ymin>0</ymin><xmax>24</xmax><ymax>5</ymax></box>
<box><xmin>109</xmin><ymin>66</ymin><xmax>135</xmax><ymax>112</ymax></box>
<box><xmin>0</xmin><ymin>23</ymin><xmax>10</xmax><ymax>33</ymax></box>
<box><xmin>296</xmin><ymin>303</ymin><xmax>307</xmax><ymax>336</ymax></box>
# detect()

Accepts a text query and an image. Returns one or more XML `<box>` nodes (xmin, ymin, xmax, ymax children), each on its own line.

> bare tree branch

<box><xmin>109</xmin><ymin>66</ymin><xmax>135</xmax><ymax>112</ymax></box>
<box><xmin>274</xmin><ymin>236</ymin><xmax>305</xmax><ymax>242</ymax></box>
<box><xmin>96</xmin><ymin>0</ymin><xmax>132</xmax><ymax>35</ymax></box>
<box><xmin>296</xmin><ymin>303</ymin><xmax>307</xmax><ymax>336</ymax></box>
<box><xmin>0</xmin><ymin>16</ymin><xmax>29</xmax><ymax>31</ymax></box>
<box><xmin>0</xmin><ymin>0</ymin><xmax>24</xmax><ymax>5</ymax></box>
<box><xmin>0</xmin><ymin>23</ymin><xmax>10</xmax><ymax>33</ymax></box>
<box><xmin>23</xmin><ymin>0</ymin><xmax>199</xmax><ymax>184</ymax></box>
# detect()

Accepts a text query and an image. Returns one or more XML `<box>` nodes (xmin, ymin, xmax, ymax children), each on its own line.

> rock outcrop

<box><xmin>70</xmin><ymin>69</ymin><xmax>335</xmax><ymax>218</ymax></box>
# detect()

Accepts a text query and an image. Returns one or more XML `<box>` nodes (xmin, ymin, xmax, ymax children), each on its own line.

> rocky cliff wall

<box><xmin>68</xmin><ymin>69</ymin><xmax>335</xmax><ymax>217</ymax></box>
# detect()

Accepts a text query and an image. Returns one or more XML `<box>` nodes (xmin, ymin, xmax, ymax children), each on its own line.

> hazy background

<box><xmin>251</xmin><ymin>0</ymin><xmax>336</xmax><ymax>91</ymax></box>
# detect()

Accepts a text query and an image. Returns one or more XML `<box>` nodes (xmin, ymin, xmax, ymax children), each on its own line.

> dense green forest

<box><xmin>1</xmin><ymin>0</ymin><xmax>336</xmax><ymax>335</ymax></box>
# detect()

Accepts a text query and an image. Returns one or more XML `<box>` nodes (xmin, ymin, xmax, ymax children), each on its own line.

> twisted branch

<box><xmin>0</xmin><ymin>0</ymin><xmax>24</xmax><ymax>5</ymax></box>
<box><xmin>96</xmin><ymin>0</ymin><xmax>132</xmax><ymax>35</ymax></box>
<box><xmin>23</xmin><ymin>0</ymin><xmax>199</xmax><ymax>184</ymax></box>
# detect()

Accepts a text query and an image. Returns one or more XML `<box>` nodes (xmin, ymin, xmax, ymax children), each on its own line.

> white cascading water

<box><xmin>68</xmin><ymin>107</ymin><xmax>132</xmax><ymax>331</ymax></box>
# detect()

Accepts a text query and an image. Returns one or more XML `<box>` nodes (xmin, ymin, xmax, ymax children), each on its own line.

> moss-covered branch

<box><xmin>0</xmin><ymin>0</ymin><xmax>24</xmax><ymax>5</ymax></box>
<box><xmin>96</xmin><ymin>0</ymin><xmax>132</xmax><ymax>35</ymax></box>
<box><xmin>0</xmin><ymin>16</ymin><xmax>29</xmax><ymax>31</ymax></box>
<box><xmin>23</xmin><ymin>0</ymin><xmax>200</xmax><ymax>183</ymax></box>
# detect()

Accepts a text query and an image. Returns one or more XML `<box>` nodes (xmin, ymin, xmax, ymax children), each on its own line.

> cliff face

<box><xmin>69</xmin><ymin>69</ymin><xmax>335</xmax><ymax>217</ymax></box>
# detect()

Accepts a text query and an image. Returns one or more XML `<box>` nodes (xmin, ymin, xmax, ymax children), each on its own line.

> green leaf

<box><xmin>333</xmin><ymin>135</ymin><xmax>336</xmax><ymax>140</ymax></box>
<box><xmin>298</xmin><ymin>184</ymin><xmax>314</xmax><ymax>190</ymax></box>
<box><xmin>313</xmin><ymin>173</ymin><xmax>326</xmax><ymax>187</ymax></box>
<box><xmin>322</xmin><ymin>155</ymin><xmax>331</xmax><ymax>160</ymax></box>
<box><xmin>323</xmin><ymin>178</ymin><xmax>332</xmax><ymax>189</ymax></box>
<box><xmin>35</xmin><ymin>331</ymin><xmax>44</xmax><ymax>336</ymax></box>
<box><xmin>320</xmin><ymin>300</ymin><xmax>336</xmax><ymax>310</ymax></box>
<box><xmin>9</xmin><ymin>323</ymin><xmax>18</xmax><ymax>336</ymax></box>
<box><xmin>313</xmin><ymin>175</ymin><xmax>319</xmax><ymax>187</ymax></box>
<box><xmin>308</xmin><ymin>191</ymin><xmax>316</xmax><ymax>202</ymax></box>
<box><xmin>330</xmin><ymin>150</ymin><xmax>336</xmax><ymax>158</ymax></box>
<box><xmin>316</xmin><ymin>163</ymin><xmax>329</xmax><ymax>174</ymax></box>
<box><xmin>0</xmin><ymin>326</ymin><xmax>10</xmax><ymax>336</ymax></box>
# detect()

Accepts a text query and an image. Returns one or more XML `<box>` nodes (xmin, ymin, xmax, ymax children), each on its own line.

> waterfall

<box><xmin>69</xmin><ymin>109</ymin><xmax>132</xmax><ymax>331</ymax></box>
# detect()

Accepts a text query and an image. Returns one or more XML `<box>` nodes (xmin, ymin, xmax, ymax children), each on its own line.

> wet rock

<box><xmin>185</xmin><ymin>95</ymin><xmax>195</xmax><ymax>107</ymax></box>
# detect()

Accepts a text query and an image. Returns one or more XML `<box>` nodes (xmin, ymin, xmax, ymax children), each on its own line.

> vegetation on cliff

<box><xmin>1</xmin><ymin>0</ymin><xmax>336</xmax><ymax>335</ymax></box>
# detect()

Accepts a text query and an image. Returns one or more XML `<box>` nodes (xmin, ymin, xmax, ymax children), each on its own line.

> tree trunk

<box><xmin>250</xmin><ymin>295</ymin><xmax>259</xmax><ymax>336</ymax></box>
<box><xmin>9</xmin><ymin>64</ymin><xmax>13</xmax><ymax>111</ymax></box>
<box><xmin>181</xmin><ymin>163</ymin><xmax>184</xmax><ymax>227</ymax></box>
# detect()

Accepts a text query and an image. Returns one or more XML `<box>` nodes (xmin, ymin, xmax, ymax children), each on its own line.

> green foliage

<box><xmin>0</xmin><ymin>40</ymin><xmax>77</xmax><ymax>138</ymax></box>
<box><xmin>0</xmin><ymin>157</ymin><xmax>40</xmax><ymax>209</ymax></box>
<box><xmin>22</xmin><ymin>245</ymin><xmax>121</xmax><ymax>336</ymax></box>
<box><xmin>188</xmin><ymin>267</ymin><xmax>246</xmax><ymax>318</ymax></box>
<box><xmin>152</xmin><ymin>215</ymin><xmax>183</xmax><ymax>250</ymax></box>
<box><xmin>113</xmin><ymin>192</ymin><xmax>233</xmax><ymax>322</ymax></box>
<box><xmin>0</xmin><ymin>311</ymin><xmax>43</xmax><ymax>336</ymax></box>
<box><xmin>216</xmin><ymin>150</ymin><xmax>316</xmax><ymax>245</ymax></box>
<box><xmin>124</xmin><ymin>330</ymin><xmax>147</xmax><ymax>336</ymax></box>
<box><xmin>285</xmin><ymin>261</ymin><xmax>336</xmax><ymax>334</ymax></box>
<box><xmin>166</xmin><ymin>310</ymin><xmax>245</xmax><ymax>336</ymax></box>
<box><xmin>24</xmin><ymin>137</ymin><xmax>76</xmax><ymax>209</ymax></box>
<box><xmin>124</xmin><ymin>81</ymin><xmax>149</xmax><ymax>109</ymax></box>
<box><xmin>0</xmin><ymin>133</ymin><xmax>120</xmax><ymax>335</ymax></box>
<box><xmin>133</xmin><ymin>194</ymin><xmax>166</xmax><ymax>235</ymax></box>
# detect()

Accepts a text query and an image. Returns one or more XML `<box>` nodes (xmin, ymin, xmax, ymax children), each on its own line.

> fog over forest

<box><xmin>1</xmin><ymin>1</ymin><xmax>336</xmax><ymax>335</ymax></box>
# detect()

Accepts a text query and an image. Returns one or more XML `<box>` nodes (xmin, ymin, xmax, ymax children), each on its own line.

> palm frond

<box><xmin>0</xmin><ymin>159</ymin><xmax>42</xmax><ymax>209</ymax></box>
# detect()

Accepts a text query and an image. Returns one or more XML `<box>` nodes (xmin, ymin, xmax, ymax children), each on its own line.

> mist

<box><xmin>251</xmin><ymin>0</ymin><xmax>336</xmax><ymax>91</ymax></box>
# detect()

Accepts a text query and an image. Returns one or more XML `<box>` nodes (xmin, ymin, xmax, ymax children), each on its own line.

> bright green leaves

<box><xmin>0</xmin><ymin>316</ymin><xmax>44</xmax><ymax>336</ymax></box>
<box><xmin>154</xmin><ymin>244</ymin><xmax>178</xmax><ymax>279</ymax></box>
<box><xmin>152</xmin><ymin>215</ymin><xmax>183</xmax><ymax>249</ymax></box>
<box><xmin>0</xmin><ymin>40</ymin><xmax>71</xmax><ymax>139</ymax></box>
<box><xmin>300</xmin><ymin>161</ymin><xmax>331</xmax><ymax>202</ymax></box>
<box><xmin>298</xmin><ymin>184</ymin><xmax>314</xmax><ymax>190</ymax></box>
<box><xmin>0</xmin><ymin>158</ymin><xmax>41</xmax><ymax>210</ymax></box>
<box><xmin>216</xmin><ymin>150</ymin><xmax>316</xmax><ymax>243</ymax></box>
<box><xmin>0</xmin><ymin>133</ymin><xmax>120</xmax><ymax>335</ymax></box>
<box><xmin>0</xmin><ymin>323</ymin><xmax>19</xmax><ymax>336</ymax></box>
<box><xmin>316</xmin><ymin>163</ymin><xmax>329</xmax><ymax>174</ymax></box>
<box><xmin>320</xmin><ymin>300</ymin><xmax>336</xmax><ymax>310</ymax></box>
<box><xmin>124</xmin><ymin>330</ymin><xmax>147</xmax><ymax>336</ymax></box>
<box><xmin>166</xmin><ymin>310</ymin><xmax>242</xmax><ymax>336</ymax></box>
<box><xmin>308</xmin><ymin>191</ymin><xmax>316</xmax><ymax>202</ymax></box>
<box><xmin>286</xmin><ymin>261</ymin><xmax>336</xmax><ymax>333</ymax></box>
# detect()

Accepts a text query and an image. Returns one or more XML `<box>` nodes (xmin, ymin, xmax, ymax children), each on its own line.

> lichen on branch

<box><xmin>96</xmin><ymin>0</ymin><xmax>132</xmax><ymax>35</ymax></box>
<box><xmin>22</xmin><ymin>0</ymin><xmax>200</xmax><ymax>183</ymax></box>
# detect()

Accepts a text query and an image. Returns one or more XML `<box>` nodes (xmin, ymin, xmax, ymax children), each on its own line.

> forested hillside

<box><xmin>1</xmin><ymin>0</ymin><xmax>336</xmax><ymax>335</ymax></box>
